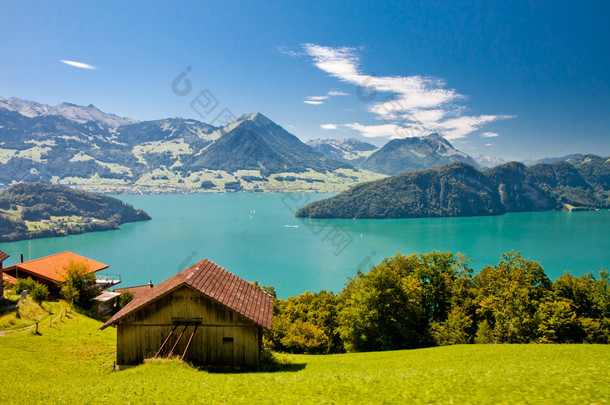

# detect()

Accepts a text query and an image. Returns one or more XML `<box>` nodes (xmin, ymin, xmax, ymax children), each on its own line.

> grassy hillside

<box><xmin>0</xmin><ymin>307</ymin><xmax>608</xmax><ymax>404</ymax></box>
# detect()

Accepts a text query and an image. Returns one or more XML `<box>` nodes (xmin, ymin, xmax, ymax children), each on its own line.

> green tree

<box><xmin>58</xmin><ymin>260</ymin><xmax>98</xmax><ymax>309</ymax></box>
<box><xmin>116</xmin><ymin>291</ymin><xmax>134</xmax><ymax>310</ymax></box>
<box><xmin>267</xmin><ymin>290</ymin><xmax>340</xmax><ymax>354</ymax></box>
<box><xmin>280</xmin><ymin>319</ymin><xmax>330</xmax><ymax>354</ymax></box>
<box><xmin>430</xmin><ymin>305</ymin><xmax>473</xmax><ymax>345</ymax></box>
<box><xmin>536</xmin><ymin>299</ymin><xmax>581</xmax><ymax>343</ymax></box>
<box><xmin>338</xmin><ymin>265</ymin><xmax>423</xmax><ymax>352</ymax></box>
<box><xmin>474</xmin><ymin>319</ymin><xmax>494</xmax><ymax>344</ymax></box>
<box><xmin>474</xmin><ymin>252</ymin><xmax>552</xmax><ymax>343</ymax></box>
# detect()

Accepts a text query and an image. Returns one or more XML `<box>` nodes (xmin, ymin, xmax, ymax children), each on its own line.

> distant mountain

<box><xmin>522</xmin><ymin>154</ymin><xmax>585</xmax><ymax>166</ymax></box>
<box><xmin>0</xmin><ymin>97</ymin><xmax>135</xmax><ymax>128</ymax></box>
<box><xmin>0</xmin><ymin>183</ymin><xmax>150</xmax><ymax>242</ymax></box>
<box><xmin>0</xmin><ymin>97</ymin><xmax>379</xmax><ymax>193</ymax></box>
<box><xmin>295</xmin><ymin>155</ymin><xmax>610</xmax><ymax>219</ymax></box>
<box><xmin>475</xmin><ymin>154</ymin><xmax>507</xmax><ymax>169</ymax></box>
<box><xmin>186</xmin><ymin>113</ymin><xmax>350</xmax><ymax>174</ymax></box>
<box><xmin>307</xmin><ymin>138</ymin><xmax>378</xmax><ymax>166</ymax></box>
<box><xmin>358</xmin><ymin>133</ymin><xmax>478</xmax><ymax>175</ymax></box>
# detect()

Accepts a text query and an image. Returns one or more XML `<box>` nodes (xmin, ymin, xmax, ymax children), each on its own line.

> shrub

<box><xmin>116</xmin><ymin>292</ymin><xmax>134</xmax><ymax>310</ymax></box>
<box><xmin>58</xmin><ymin>260</ymin><xmax>98</xmax><ymax>309</ymax></box>
<box><xmin>29</xmin><ymin>283</ymin><xmax>49</xmax><ymax>303</ymax></box>
<box><xmin>15</xmin><ymin>278</ymin><xmax>39</xmax><ymax>295</ymax></box>
<box><xmin>14</xmin><ymin>278</ymin><xmax>48</xmax><ymax>303</ymax></box>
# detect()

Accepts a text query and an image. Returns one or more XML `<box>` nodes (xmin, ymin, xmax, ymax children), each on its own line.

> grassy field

<box><xmin>0</xmin><ymin>306</ymin><xmax>608</xmax><ymax>404</ymax></box>
<box><xmin>0</xmin><ymin>294</ymin><xmax>63</xmax><ymax>331</ymax></box>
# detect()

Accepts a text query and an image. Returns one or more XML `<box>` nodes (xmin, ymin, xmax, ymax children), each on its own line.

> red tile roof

<box><xmin>0</xmin><ymin>250</ymin><xmax>9</xmax><ymax>262</ymax></box>
<box><xmin>5</xmin><ymin>251</ymin><xmax>107</xmax><ymax>283</ymax></box>
<box><xmin>102</xmin><ymin>259</ymin><xmax>273</xmax><ymax>330</ymax></box>
<box><xmin>3</xmin><ymin>273</ymin><xmax>18</xmax><ymax>285</ymax></box>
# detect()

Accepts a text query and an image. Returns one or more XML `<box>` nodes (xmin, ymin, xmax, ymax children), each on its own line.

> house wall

<box><xmin>116</xmin><ymin>285</ymin><xmax>261</xmax><ymax>367</ymax></box>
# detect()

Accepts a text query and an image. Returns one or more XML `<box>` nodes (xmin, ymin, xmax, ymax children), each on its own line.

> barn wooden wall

<box><xmin>117</xmin><ymin>285</ymin><xmax>261</xmax><ymax>367</ymax></box>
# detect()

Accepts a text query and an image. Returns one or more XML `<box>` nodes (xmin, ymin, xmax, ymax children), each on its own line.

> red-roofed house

<box><xmin>102</xmin><ymin>259</ymin><xmax>274</xmax><ymax>368</ymax></box>
<box><xmin>2</xmin><ymin>251</ymin><xmax>109</xmax><ymax>293</ymax></box>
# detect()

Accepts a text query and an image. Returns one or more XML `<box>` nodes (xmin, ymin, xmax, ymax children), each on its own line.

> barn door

<box><xmin>221</xmin><ymin>336</ymin><xmax>234</xmax><ymax>365</ymax></box>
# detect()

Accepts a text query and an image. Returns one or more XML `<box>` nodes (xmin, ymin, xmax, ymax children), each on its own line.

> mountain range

<box><xmin>0</xmin><ymin>97</ymin><xmax>376</xmax><ymax>193</ymax></box>
<box><xmin>308</xmin><ymin>134</ymin><xmax>479</xmax><ymax>175</ymax></box>
<box><xmin>295</xmin><ymin>155</ymin><xmax>610</xmax><ymax>219</ymax></box>
<box><xmin>0</xmin><ymin>96</ymin><xmax>596</xmax><ymax>194</ymax></box>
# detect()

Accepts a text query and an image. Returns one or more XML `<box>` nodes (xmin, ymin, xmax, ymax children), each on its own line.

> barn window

<box><xmin>222</xmin><ymin>337</ymin><xmax>234</xmax><ymax>343</ymax></box>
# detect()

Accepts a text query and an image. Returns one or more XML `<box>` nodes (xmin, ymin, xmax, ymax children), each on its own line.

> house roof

<box><xmin>5</xmin><ymin>251</ymin><xmax>108</xmax><ymax>283</ymax></box>
<box><xmin>94</xmin><ymin>291</ymin><xmax>122</xmax><ymax>302</ymax></box>
<box><xmin>3</xmin><ymin>273</ymin><xmax>18</xmax><ymax>284</ymax></box>
<box><xmin>102</xmin><ymin>259</ymin><xmax>274</xmax><ymax>330</ymax></box>
<box><xmin>0</xmin><ymin>250</ymin><xmax>9</xmax><ymax>262</ymax></box>
<box><xmin>113</xmin><ymin>285</ymin><xmax>153</xmax><ymax>300</ymax></box>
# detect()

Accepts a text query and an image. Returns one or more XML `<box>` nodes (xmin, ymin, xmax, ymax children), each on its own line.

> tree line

<box><xmin>264</xmin><ymin>251</ymin><xmax>609</xmax><ymax>354</ymax></box>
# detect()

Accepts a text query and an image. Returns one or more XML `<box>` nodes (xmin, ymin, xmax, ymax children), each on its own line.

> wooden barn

<box><xmin>101</xmin><ymin>259</ymin><xmax>274</xmax><ymax>368</ymax></box>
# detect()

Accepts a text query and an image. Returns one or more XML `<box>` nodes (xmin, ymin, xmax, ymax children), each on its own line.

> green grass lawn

<box><xmin>0</xmin><ymin>307</ymin><xmax>608</xmax><ymax>404</ymax></box>
<box><xmin>0</xmin><ymin>292</ymin><xmax>63</xmax><ymax>331</ymax></box>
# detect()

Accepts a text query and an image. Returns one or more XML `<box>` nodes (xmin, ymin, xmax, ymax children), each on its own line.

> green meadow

<box><xmin>0</xmin><ymin>305</ymin><xmax>608</xmax><ymax>404</ymax></box>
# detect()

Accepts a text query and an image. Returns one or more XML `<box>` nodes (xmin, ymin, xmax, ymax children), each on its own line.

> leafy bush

<box><xmin>14</xmin><ymin>278</ymin><xmax>49</xmax><ymax>303</ymax></box>
<box><xmin>116</xmin><ymin>292</ymin><xmax>134</xmax><ymax>310</ymax></box>
<box><xmin>58</xmin><ymin>260</ymin><xmax>98</xmax><ymax>309</ymax></box>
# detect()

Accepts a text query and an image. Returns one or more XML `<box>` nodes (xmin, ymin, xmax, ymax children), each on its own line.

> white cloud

<box><xmin>434</xmin><ymin>115</ymin><xmax>514</xmax><ymax>140</ymax></box>
<box><xmin>304</xmin><ymin>90</ymin><xmax>349</xmax><ymax>105</ymax></box>
<box><xmin>481</xmin><ymin>132</ymin><xmax>499</xmax><ymax>138</ymax></box>
<box><xmin>486</xmin><ymin>143</ymin><xmax>493</xmax><ymax>146</ymax></box>
<box><xmin>320</xmin><ymin>124</ymin><xmax>338</xmax><ymax>130</ymax></box>
<box><xmin>299</xmin><ymin>43</ymin><xmax>515</xmax><ymax>140</ymax></box>
<box><xmin>304</xmin><ymin>100</ymin><xmax>323</xmax><ymax>105</ymax></box>
<box><xmin>344</xmin><ymin>123</ymin><xmax>422</xmax><ymax>139</ymax></box>
<box><xmin>60</xmin><ymin>59</ymin><xmax>97</xmax><ymax>70</ymax></box>
<box><xmin>276</xmin><ymin>46</ymin><xmax>302</xmax><ymax>57</ymax></box>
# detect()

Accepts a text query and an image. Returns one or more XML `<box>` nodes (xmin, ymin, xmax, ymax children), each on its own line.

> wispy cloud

<box><xmin>276</xmin><ymin>46</ymin><xmax>302</xmax><ymax>57</ymax></box>
<box><xmin>481</xmin><ymin>132</ymin><xmax>499</xmax><ymax>138</ymax></box>
<box><xmin>320</xmin><ymin>124</ymin><xmax>339</xmax><ymax>130</ymax></box>
<box><xmin>60</xmin><ymin>59</ymin><xmax>97</xmax><ymax>70</ymax></box>
<box><xmin>343</xmin><ymin>123</ymin><xmax>419</xmax><ymax>139</ymax></box>
<box><xmin>303</xmin><ymin>90</ymin><xmax>349</xmax><ymax>105</ymax></box>
<box><xmin>299</xmin><ymin>44</ymin><xmax>514</xmax><ymax>140</ymax></box>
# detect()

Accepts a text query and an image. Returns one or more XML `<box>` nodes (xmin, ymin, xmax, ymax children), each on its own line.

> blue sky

<box><xmin>1</xmin><ymin>0</ymin><xmax>608</xmax><ymax>160</ymax></box>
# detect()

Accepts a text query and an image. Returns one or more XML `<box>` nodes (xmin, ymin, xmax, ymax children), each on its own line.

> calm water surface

<box><xmin>1</xmin><ymin>193</ymin><xmax>608</xmax><ymax>298</ymax></box>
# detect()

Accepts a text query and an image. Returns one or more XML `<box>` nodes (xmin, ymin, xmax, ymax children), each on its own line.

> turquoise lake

<box><xmin>1</xmin><ymin>193</ymin><xmax>609</xmax><ymax>298</ymax></box>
